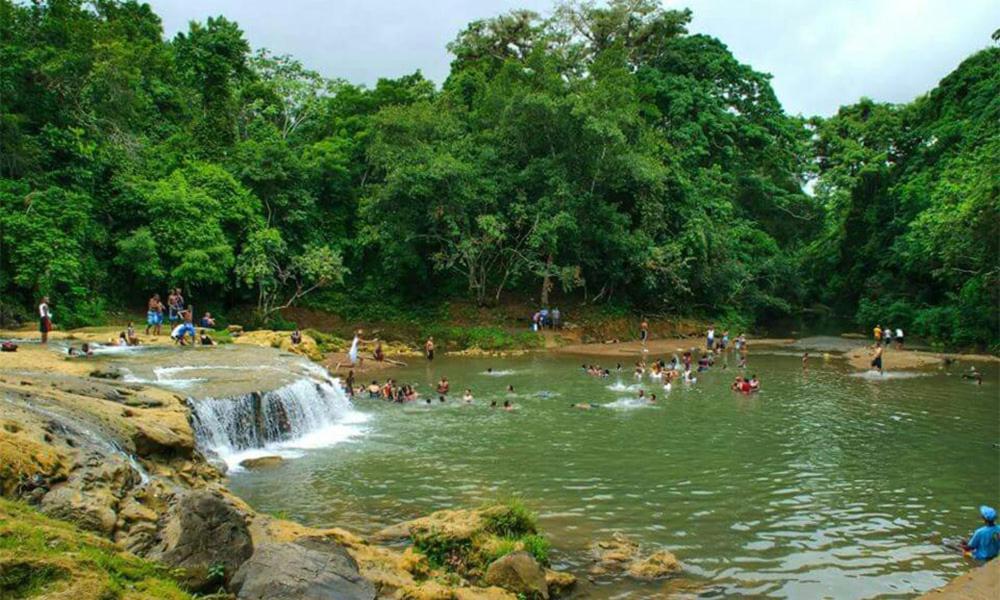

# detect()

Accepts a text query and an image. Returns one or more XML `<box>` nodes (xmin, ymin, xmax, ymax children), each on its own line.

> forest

<box><xmin>0</xmin><ymin>0</ymin><xmax>997</xmax><ymax>349</ymax></box>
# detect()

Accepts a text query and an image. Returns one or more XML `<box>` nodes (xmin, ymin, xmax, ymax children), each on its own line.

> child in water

<box><xmin>463</xmin><ymin>389</ymin><xmax>474</xmax><ymax>403</ymax></box>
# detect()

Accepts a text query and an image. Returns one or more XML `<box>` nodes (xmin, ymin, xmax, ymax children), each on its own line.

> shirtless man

<box><xmin>146</xmin><ymin>294</ymin><xmax>163</xmax><ymax>336</ymax></box>
<box><xmin>871</xmin><ymin>344</ymin><xmax>884</xmax><ymax>374</ymax></box>
<box><xmin>425</xmin><ymin>337</ymin><xmax>435</xmax><ymax>361</ymax></box>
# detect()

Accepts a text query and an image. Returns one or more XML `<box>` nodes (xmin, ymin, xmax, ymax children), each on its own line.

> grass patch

<box><xmin>0</xmin><ymin>497</ymin><xmax>193</xmax><ymax>599</ymax></box>
<box><xmin>412</xmin><ymin>530</ymin><xmax>472</xmax><ymax>571</ymax></box>
<box><xmin>482</xmin><ymin>497</ymin><xmax>538</xmax><ymax>538</ymax></box>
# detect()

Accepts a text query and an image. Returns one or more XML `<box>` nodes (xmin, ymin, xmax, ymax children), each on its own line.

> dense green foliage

<box><xmin>0</xmin><ymin>0</ymin><xmax>996</xmax><ymax>348</ymax></box>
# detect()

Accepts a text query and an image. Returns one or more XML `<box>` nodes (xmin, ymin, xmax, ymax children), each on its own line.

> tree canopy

<box><xmin>0</xmin><ymin>0</ymin><xmax>996</xmax><ymax>349</ymax></box>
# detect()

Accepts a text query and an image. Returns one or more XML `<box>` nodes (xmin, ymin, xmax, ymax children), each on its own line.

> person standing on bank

<box><xmin>425</xmin><ymin>336</ymin><xmax>435</xmax><ymax>361</ymax></box>
<box><xmin>38</xmin><ymin>296</ymin><xmax>52</xmax><ymax>344</ymax></box>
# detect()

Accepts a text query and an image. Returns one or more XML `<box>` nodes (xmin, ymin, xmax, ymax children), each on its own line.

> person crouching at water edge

<box><xmin>170</xmin><ymin>310</ymin><xmax>196</xmax><ymax>345</ymax></box>
<box><xmin>962</xmin><ymin>506</ymin><xmax>1000</xmax><ymax>561</ymax></box>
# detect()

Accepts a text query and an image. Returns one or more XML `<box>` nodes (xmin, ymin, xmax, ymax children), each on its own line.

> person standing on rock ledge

<box><xmin>38</xmin><ymin>296</ymin><xmax>52</xmax><ymax>344</ymax></box>
<box><xmin>425</xmin><ymin>336</ymin><xmax>435</xmax><ymax>361</ymax></box>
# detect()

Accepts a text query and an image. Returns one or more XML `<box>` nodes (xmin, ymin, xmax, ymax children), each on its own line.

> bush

<box><xmin>483</xmin><ymin>497</ymin><xmax>538</xmax><ymax>538</ymax></box>
<box><xmin>520</xmin><ymin>534</ymin><xmax>550</xmax><ymax>566</ymax></box>
<box><xmin>412</xmin><ymin>530</ymin><xmax>472</xmax><ymax>570</ymax></box>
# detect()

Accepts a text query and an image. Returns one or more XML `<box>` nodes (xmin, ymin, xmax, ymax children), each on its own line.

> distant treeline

<box><xmin>0</xmin><ymin>1</ymin><xmax>996</xmax><ymax>349</ymax></box>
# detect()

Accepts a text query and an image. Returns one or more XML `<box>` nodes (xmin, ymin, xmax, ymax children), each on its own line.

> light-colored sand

<box><xmin>845</xmin><ymin>344</ymin><xmax>998</xmax><ymax>371</ymax></box>
<box><xmin>920</xmin><ymin>560</ymin><xmax>1000</xmax><ymax>600</ymax></box>
<box><xmin>555</xmin><ymin>337</ymin><xmax>795</xmax><ymax>358</ymax></box>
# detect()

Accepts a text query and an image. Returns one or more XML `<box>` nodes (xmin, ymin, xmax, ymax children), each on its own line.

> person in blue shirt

<box><xmin>964</xmin><ymin>505</ymin><xmax>1000</xmax><ymax>561</ymax></box>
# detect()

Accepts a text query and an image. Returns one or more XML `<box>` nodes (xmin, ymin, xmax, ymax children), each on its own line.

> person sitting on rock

<box><xmin>199</xmin><ymin>329</ymin><xmax>216</xmax><ymax>346</ymax></box>
<box><xmin>290</xmin><ymin>327</ymin><xmax>302</xmax><ymax>345</ymax></box>
<box><xmin>963</xmin><ymin>505</ymin><xmax>1000</xmax><ymax>561</ymax></box>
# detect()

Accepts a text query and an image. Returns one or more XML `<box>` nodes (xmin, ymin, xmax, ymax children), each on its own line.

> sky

<box><xmin>147</xmin><ymin>0</ymin><xmax>999</xmax><ymax>116</ymax></box>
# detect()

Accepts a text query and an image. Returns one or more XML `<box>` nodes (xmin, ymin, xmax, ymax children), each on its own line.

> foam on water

<box><xmin>849</xmin><ymin>370</ymin><xmax>929</xmax><ymax>381</ymax></box>
<box><xmin>604</xmin><ymin>397</ymin><xmax>656</xmax><ymax>410</ymax></box>
<box><xmin>606</xmin><ymin>381</ymin><xmax>641</xmax><ymax>392</ymax></box>
<box><xmin>482</xmin><ymin>369</ymin><xmax>516</xmax><ymax>376</ymax></box>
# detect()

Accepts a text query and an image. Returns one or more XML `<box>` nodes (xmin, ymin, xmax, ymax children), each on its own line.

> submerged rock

<box><xmin>239</xmin><ymin>455</ymin><xmax>284</xmax><ymax>469</ymax></box>
<box><xmin>230</xmin><ymin>538</ymin><xmax>374</xmax><ymax>600</ymax></box>
<box><xmin>483</xmin><ymin>552</ymin><xmax>548</xmax><ymax>599</ymax></box>
<box><xmin>544</xmin><ymin>569</ymin><xmax>577</xmax><ymax>596</ymax></box>
<box><xmin>588</xmin><ymin>532</ymin><xmax>639</xmax><ymax>575</ymax></box>
<box><xmin>626</xmin><ymin>550</ymin><xmax>682</xmax><ymax>580</ymax></box>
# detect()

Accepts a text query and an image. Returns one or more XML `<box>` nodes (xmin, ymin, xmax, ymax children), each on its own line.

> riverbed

<box><xmin>222</xmin><ymin>347</ymin><xmax>998</xmax><ymax>599</ymax></box>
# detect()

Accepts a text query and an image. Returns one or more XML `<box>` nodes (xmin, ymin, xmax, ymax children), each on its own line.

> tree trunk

<box><xmin>540</xmin><ymin>253</ymin><xmax>554</xmax><ymax>307</ymax></box>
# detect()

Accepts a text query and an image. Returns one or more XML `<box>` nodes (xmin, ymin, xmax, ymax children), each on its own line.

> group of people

<box><xmin>348</xmin><ymin>373</ymin><xmax>515</xmax><ymax>410</ymax></box>
<box><xmin>146</xmin><ymin>290</ymin><xmax>220</xmax><ymax>346</ymax></box>
<box><xmin>868</xmin><ymin>323</ymin><xmax>906</xmax><ymax>374</ymax></box>
<box><xmin>531</xmin><ymin>308</ymin><xmax>562</xmax><ymax>331</ymax></box>
<box><xmin>873</xmin><ymin>324</ymin><xmax>905</xmax><ymax>349</ymax></box>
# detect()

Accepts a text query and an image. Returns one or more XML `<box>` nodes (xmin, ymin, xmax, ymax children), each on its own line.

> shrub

<box><xmin>483</xmin><ymin>497</ymin><xmax>537</xmax><ymax>538</ymax></box>
<box><xmin>520</xmin><ymin>534</ymin><xmax>550</xmax><ymax>566</ymax></box>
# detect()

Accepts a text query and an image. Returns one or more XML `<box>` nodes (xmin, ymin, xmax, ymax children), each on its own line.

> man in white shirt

<box><xmin>38</xmin><ymin>296</ymin><xmax>52</xmax><ymax>344</ymax></box>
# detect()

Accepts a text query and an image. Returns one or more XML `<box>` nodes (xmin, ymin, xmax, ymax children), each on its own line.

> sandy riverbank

<box><xmin>555</xmin><ymin>337</ymin><xmax>795</xmax><ymax>358</ymax></box>
<box><xmin>920</xmin><ymin>560</ymin><xmax>999</xmax><ymax>599</ymax></box>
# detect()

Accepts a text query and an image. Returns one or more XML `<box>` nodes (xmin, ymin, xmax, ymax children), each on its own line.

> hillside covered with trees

<box><xmin>0</xmin><ymin>0</ymin><xmax>996</xmax><ymax>349</ymax></box>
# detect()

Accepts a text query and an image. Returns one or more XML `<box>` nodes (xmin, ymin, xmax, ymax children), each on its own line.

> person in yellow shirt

<box><xmin>873</xmin><ymin>324</ymin><xmax>882</xmax><ymax>343</ymax></box>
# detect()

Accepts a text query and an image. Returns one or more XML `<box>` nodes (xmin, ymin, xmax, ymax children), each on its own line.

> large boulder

<box><xmin>483</xmin><ymin>551</ymin><xmax>548</xmax><ymax>599</ymax></box>
<box><xmin>152</xmin><ymin>490</ymin><xmax>254</xmax><ymax>591</ymax></box>
<box><xmin>230</xmin><ymin>538</ymin><xmax>375</xmax><ymax>600</ymax></box>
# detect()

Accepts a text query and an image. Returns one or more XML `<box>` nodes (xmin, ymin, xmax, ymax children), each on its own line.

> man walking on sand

<box><xmin>38</xmin><ymin>296</ymin><xmax>52</xmax><ymax>344</ymax></box>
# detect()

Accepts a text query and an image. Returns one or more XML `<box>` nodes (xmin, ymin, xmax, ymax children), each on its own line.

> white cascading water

<box><xmin>189</xmin><ymin>376</ymin><xmax>367</xmax><ymax>470</ymax></box>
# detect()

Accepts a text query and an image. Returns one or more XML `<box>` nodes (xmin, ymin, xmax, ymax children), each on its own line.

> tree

<box><xmin>236</xmin><ymin>228</ymin><xmax>346</xmax><ymax>320</ymax></box>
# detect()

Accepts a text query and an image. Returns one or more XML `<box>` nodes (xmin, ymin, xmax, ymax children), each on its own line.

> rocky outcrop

<box><xmin>231</xmin><ymin>538</ymin><xmax>375</xmax><ymax>600</ymax></box>
<box><xmin>483</xmin><ymin>552</ymin><xmax>548</xmax><ymax>599</ymax></box>
<box><xmin>626</xmin><ymin>549</ymin><xmax>681</xmax><ymax>579</ymax></box>
<box><xmin>234</xmin><ymin>330</ymin><xmax>324</xmax><ymax>362</ymax></box>
<box><xmin>149</xmin><ymin>490</ymin><xmax>254</xmax><ymax>591</ymax></box>
<box><xmin>589</xmin><ymin>533</ymin><xmax>682</xmax><ymax>581</ymax></box>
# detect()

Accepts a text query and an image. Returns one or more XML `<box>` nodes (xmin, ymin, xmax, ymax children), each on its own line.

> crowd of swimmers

<box><xmin>343</xmin><ymin>371</ymin><xmax>517</xmax><ymax>410</ymax></box>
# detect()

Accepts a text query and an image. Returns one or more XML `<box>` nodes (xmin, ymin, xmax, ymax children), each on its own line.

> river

<box><xmin>120</xmin><ymin>340</ymin><xmax>998</xmax><ymax>598</ymax></box>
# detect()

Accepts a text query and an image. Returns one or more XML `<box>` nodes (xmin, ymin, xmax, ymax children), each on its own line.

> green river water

<box><xmin>226</xmin><ymin>343</ymin><xmax>998</xmax><ymax>598</ymax></box>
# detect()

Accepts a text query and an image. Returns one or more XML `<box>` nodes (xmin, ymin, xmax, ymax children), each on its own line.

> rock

<box><xmin>41</xmin><ymin>486</ymin><xmax>119</xmax><ymax>535</ymax></box>
<box><xmin>239</xmin><ymin>455</ymin><xmax>284</xmax><ymax>469</ymax></box>
<box><xmin>454</xmin><ymin>587</ymin><xmax>519</xmax><ymax>600</ymax></box>
<box><xmin>483</xmin><ymin>552</ymin><xmax>548</xmax><ymax>599</ymax></box>
<box><xmin>544</xmin><ymin>569</ymin><xmax>576</xmax><ymax>596</ymax></box>
<box><xmin>230</xmin><ymin>539</ymin><xmax>375</xmax><ymax>600</ymax></box>
<box><xmin>588</xmin><ymin>533</ymin><xmax>639</xmax><ymax>575</ymax></box>
<box><xmin>89</xmin><ymin>367</ymin><xmax>123</xmax><ymax>380</ymax></box>
<box><xmin>626</xmin><ymin>550</ymin><xmax>682</xmax><ymax>580</ymax></box>
<box><xmin>152</xmin><ymin>490</ymin><xmax>254</xmax><ymax>592</ymax></box>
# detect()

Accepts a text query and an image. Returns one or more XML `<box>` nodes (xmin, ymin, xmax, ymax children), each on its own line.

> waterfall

<box><xmin>188</xmin><ymin>377</ymin><xmax>365</xmax><ymax>469</ymax></box>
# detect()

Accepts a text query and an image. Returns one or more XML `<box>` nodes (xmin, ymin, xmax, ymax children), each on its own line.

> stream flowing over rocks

<box><xmin>0</xmin><ymin>341</ymin><xmax>581</xmax><ymax>599</ymax></box>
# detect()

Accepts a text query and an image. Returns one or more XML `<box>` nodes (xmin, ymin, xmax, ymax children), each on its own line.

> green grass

<box><xmin>0</xmin><ymin>497</ymin><xmax>193</xmax><ymax>599</ymax></box>
<box><xmin>482</xmin><ymin>497</ymin><xmax>538</xmax><ymax>538</ymax></box>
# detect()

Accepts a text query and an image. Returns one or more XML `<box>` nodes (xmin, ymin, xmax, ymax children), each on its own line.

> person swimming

<box><xmin>506</xmin><ymin>385</ymin><xmax>515</xmax><ymax>393</ymax></box>
<box><xmin>463</xmin><ymin>389</ymin><xmax>474</xmax><ymax>403</ymax></box>
<box><xmin>571</xmin><ymin>402</ymin><xmax>599</xmax><ymax>410</ymax></box>
<box><xmin>503</xmin><ymin>400</ymin><xmax>513</xmax><ymax>411</ymax></box>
